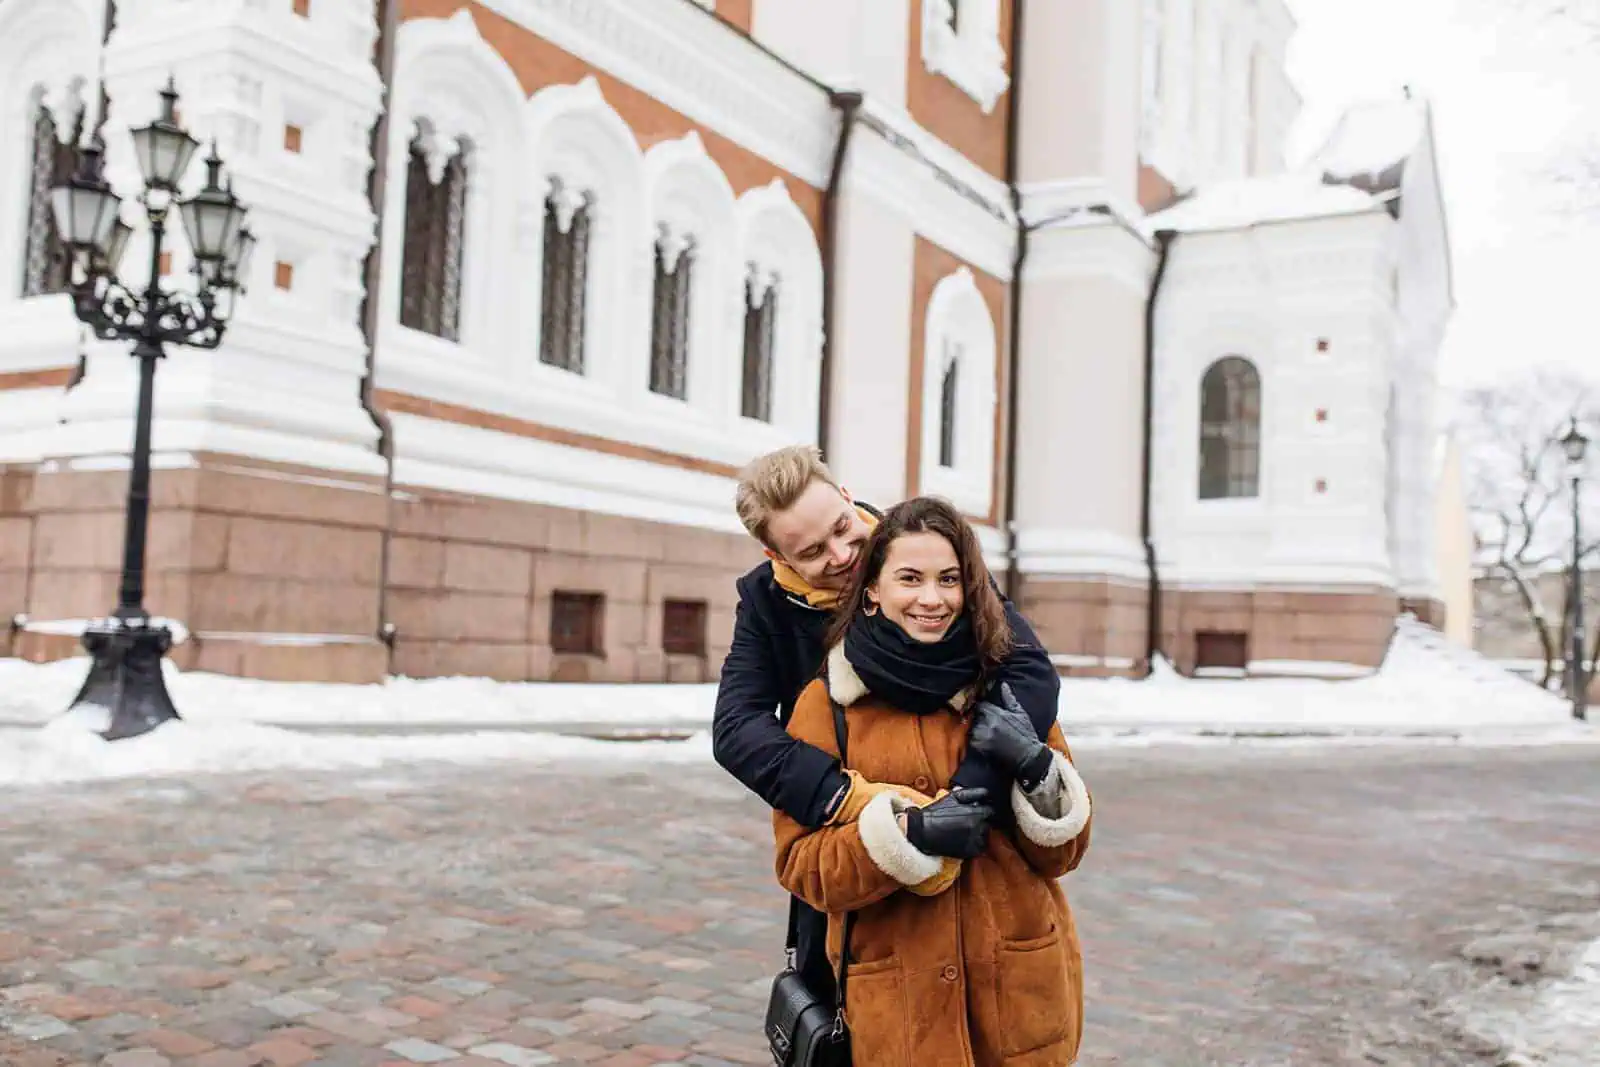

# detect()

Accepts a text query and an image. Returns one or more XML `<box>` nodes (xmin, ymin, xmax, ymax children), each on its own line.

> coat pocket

<box><xmin>842</xmin><ymin>957</ymin><xmax>910</xmax><ymax>1067</ymax></box>
<box><xmin>995</xmin><ymin>928</ymin><xmax>1073</xmax><ymax>1056</ymax></box>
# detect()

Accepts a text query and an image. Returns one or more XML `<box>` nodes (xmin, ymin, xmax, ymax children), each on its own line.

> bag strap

<box><xmin>830</xmin><ymin>698</ymin><xmax>857</xmax><ymax>1025</ymax></box>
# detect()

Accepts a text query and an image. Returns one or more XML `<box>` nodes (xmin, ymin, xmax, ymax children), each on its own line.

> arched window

<box><xmin>384</xmin><ymin>10</ymin><xmax>527</xmax><ymax>359</ymax></box>
<box><xmin>398</xmin><ymin>131</ymin><xmax>469</xmax><ymax>342</ymax></box>
<box><xmin>644</xmin><ymin>131</ymin><xmax>736</xmax><ymax>410</ymax></box>
<box><xmin>740</xmin><ymin>266</ymin><xmax>777</xmax><ymax>422</ymax></box>
<box><xmin>21</xmin><ymin>99</ymin><xmax>78</xmax><ymax>297</ymax></box>
<box><xmin>525</xmin><ymin>76</ymin><xmax>645</xmax><ymax>390</ymax></box>
<box><xmin>919</xmin><ymin>267</ymin><xmax>997</xmax><ymax>515</ymax></box>
<box><xmin>538</xmin><ymin>179</ymin><xmax>592</xmax><ymax>374</ymax></box>
<box><xmin>1198</xmin><ymin>356</ymin><xmax>1261</xmax><ymax>499</ymax></box>
<box><xmin>736</xmin><ymin>180</ymin><xmax>822</xmax><ymax>440</ymax></box>
<box><xmin>648</xmin><ymin>228</ymin><xmax>692</xmax><ymax>397</ymax></box>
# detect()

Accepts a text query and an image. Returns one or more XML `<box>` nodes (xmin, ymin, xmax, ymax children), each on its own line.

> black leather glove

<box><xmin>970</xmin><ymin>682</ymin><xmax>1054</xmax><ymax>791</ymax></box>
<box><xmin>904</xmin><ymin>787</ymin><xmax>993</xmax><ymax>860</ymax></box>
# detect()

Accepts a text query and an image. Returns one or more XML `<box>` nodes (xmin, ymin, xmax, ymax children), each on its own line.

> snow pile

<box><xmin>1058</xmin><ymin>616</ymin><xmax>1582</xmax><ymax>736</ymax></box>
<box><xmin>0</xmin><ymin>615</ymin><xmax>1592</xmax><ymax>787</ymax></box>
<box><xmin>0</xmin><ymin>657</ymin><xmax>715</xmax><ymax>729</ymax></box>
<box><xmin>1145</xmin><ymin>172</ymin><xmax>1379</xmax><ymax>233</ymax></box>
<box><xmin>1457</xmin><ymin>936</ymin><xmax>1600</xmax><ymax>1065</ymax></box>
<box><xmin>0</xmin><ymin>711</ymin><xmax>711</xmax><ymax>788</ymax></box>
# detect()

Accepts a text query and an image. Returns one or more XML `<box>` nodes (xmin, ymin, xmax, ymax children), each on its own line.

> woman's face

<box><xmin>866</xmin><ymin>531</ymin><xmax>965</xmax><ymax>643</ymax></box>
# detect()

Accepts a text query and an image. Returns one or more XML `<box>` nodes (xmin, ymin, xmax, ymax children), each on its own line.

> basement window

<box><xmin>551</xmin><ymin>592</ymin><xmax>604</xmax><ymax>656</ymax></box>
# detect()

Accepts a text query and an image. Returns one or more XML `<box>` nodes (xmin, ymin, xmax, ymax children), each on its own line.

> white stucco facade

<box><xmin>0</xmin><ymin>0</ymin><xmax>1456</xmax><ymax>679</ymax></box>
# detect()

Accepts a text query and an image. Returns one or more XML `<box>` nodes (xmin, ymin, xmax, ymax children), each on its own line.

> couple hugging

<box><xmin>713</xmin><ymin>445</ymin><xmax>1093</xmax><ymax>1066</ymax></box>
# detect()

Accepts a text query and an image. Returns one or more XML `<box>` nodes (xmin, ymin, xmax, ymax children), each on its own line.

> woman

<box><xmin>773</xmin><ymin>496</ymin><xmax>1092</xmax><ymax>1066</ymax></box>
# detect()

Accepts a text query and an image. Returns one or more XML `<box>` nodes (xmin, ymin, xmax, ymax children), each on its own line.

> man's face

<box><xmin>765</xmin><ymin>480</ymin><xmax>873</xmax><ymax>591</ymax></box>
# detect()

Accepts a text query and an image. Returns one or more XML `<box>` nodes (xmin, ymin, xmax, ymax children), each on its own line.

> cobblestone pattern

<box><xmin>0</xmin><ymin>744</ymin><xmax>1597</xmax><ymax>1066</ymax></box>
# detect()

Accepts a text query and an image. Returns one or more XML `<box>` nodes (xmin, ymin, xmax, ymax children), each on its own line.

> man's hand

<box><xmin>903</xmin><ymin>788</ymin><xmax>994</xmax><ymax>860</ymax></box>
<box><xmin>826</xmin><ymin>771</ymin><xmax>933</xmax><ymax>825</ymax></box>
<box><xmin>970</xmin><ymin>682</ymin><xmax>1054</xmax><ymax>791</ymax></box>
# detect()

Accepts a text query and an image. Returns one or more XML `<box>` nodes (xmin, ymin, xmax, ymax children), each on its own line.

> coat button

<box><xmin>941</xmin><ymin>965</ymin><xmax>959</xmax><ymax>982</ymax></box>
<box><xmin>914</xmin><ymin>775</ymin><xmax>932</xmax><ymax>792</ymax></box>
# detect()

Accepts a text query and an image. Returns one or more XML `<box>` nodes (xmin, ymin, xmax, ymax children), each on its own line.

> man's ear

<box><xmin>763</xmin><ymin>546</ymin><xmax>780</xmax><ymax>562</ymax></box>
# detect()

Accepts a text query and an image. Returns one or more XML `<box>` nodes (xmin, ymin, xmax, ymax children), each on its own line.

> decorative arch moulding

<box><xmin>380</xmin><ymin>17</ymin><xmax>825</xmax><ymax>474</ymax></box>
<box><xmin>919</xmin><ymin>265</ymin><xmax>1000</xmax><ymax>518</ymax></box>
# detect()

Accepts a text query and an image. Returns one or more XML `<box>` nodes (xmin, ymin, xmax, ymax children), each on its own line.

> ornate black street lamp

<box><xmin>1560</xmin><ymin>418</ymin><xmax>1589</xmax><ymax>722</ymax></box>
<box><xmin>50</xmin><ymin>79</ymin><xmax>254</xmax><ymax>740</ymax></box>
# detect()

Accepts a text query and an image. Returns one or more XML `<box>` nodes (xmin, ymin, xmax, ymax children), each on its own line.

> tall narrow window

<box><xmin>1198</xmin><ymin>356</ymin><xmax>1261</xmax><ymax>499</ymax></box>
<box><xmin>21</xmin><ymin>104</ymin><xmax>78</xmax><ymax>298</ymax></box>
<box><xmin>938</xmin><ymin>344</ymin><xmax>960</xmax><ymax>469</ymax></box>
<box><xmin>649</xmin><ymin>230</ymin><xmax>693</xmax><ymax>400</ymax></box>
<box><xmin>740</xmin><ymin>268</ymin><xmax>779</xmax><ymax>422</ymax></box>
<box><xmin>540</xmin><ymin>180</ymin><xmax>592</xmax><ymax>374</ymax></box>
<box><xmin>399</xmin><ymin>138</ymin><xmax>468</xmax><ymax>341</ymax></box>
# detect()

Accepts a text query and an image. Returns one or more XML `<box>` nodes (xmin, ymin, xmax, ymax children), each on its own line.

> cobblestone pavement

<box><xmin>1</xmin><ymin>742</ymin><xmax>1598</xmax><ymax>1067</ymax></box>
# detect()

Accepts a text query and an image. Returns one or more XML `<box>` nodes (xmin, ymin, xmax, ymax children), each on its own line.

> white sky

<box><xmin>1285</xmin><ymin>0</ymin><xmax>1600</xmax><ymax>387</ymax></box>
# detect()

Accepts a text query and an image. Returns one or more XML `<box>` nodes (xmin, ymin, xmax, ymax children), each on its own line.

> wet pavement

<box><xmin>1</xmin><ymin>740</ymin><xmax>1598</xmax><ymax>1066</ymax></box>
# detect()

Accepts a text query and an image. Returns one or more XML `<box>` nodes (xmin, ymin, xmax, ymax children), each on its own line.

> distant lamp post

<box><xmin>49</xmin><ymin>78</ymin><xmax>253</xmax><ymax>741</ymax></box>
<box><xmin>1560</xmin><ymin>418</ymin><xmax>1589</xmax><ymax>722</ymax></box>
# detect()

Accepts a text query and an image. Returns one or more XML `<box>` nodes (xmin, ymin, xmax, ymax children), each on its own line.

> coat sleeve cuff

<box><xmin>1010</xmin><ymin>751</ymin><xmax>1091</xmax><ymax>848</ymax></box>
<box><xmin>858</xmin><ymin>792</ymin><xmax>945</xmax><ymax>886</ymax></box>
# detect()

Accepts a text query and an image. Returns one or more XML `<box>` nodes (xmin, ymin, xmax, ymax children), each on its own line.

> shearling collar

<box><xmin>824</xmin><ymin>642</ymin><xmax>976</xmax><ymax>713</ymax></box>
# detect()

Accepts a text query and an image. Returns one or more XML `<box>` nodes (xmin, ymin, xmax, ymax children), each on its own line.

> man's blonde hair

<box><xmin>735</xmin><ymin>445</ymin><xmax>840</xmax><ymax>547</ymax></box>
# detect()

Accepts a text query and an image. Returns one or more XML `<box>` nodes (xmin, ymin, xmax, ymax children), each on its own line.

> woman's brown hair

<box><xmin>826</xmin><ymin>496</ymin><xmax>1013</xmax><ymax>675</ymax></box>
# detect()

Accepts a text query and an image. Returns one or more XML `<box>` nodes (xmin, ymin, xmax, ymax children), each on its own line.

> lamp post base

<box><xmin>66</xmin><ymin>617</ymin><xmax>181</xmax><ymax>741</ymax></box>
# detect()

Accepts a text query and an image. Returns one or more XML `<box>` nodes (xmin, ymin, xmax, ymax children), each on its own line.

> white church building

<box><xmin>0</xmin><ymin>0</ymin><xmax>1455</xmax><ymax>684</ymax></box>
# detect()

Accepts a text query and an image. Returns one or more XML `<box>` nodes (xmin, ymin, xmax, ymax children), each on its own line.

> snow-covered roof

<box><xmin>1313</xmin><ymin>96</ymin><xmax>1428</xmax><ymax>194</ymax></box>
<box><xmin>1144</xmin><ymin>172</ymin><xmax>1382</xmax><ymax>234</ymax></box>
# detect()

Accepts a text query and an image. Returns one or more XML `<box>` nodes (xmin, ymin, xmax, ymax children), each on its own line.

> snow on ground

<box><xmin>1060</xmin><ymin>618</ymin><xmax>1589</xmax><ymax>737</ymax></box>
<box><xmin>0</xmin><ymin>616</ymin><xmax>1592</xmax><ymax>786</ymax></box>
<box><xmin>1456</xmin><ymin>936</ymin><xmax>1600</xmax><ymax>1066</ymax></box>
<box><xmin>0</xmin><ymin>712</ymin><xmax>712</xmax><ymax>788</ymax></box>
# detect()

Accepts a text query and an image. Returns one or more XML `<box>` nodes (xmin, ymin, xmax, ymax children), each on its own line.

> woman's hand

<box><xmin>900</xmin><ymin>787</ymin><xmax>993</xmax><ymax>860</ymax></box>
<box><xmin>969</xmin><ymin>682</ymin><xmax>1054</xmax><ymax>791</ymax></box>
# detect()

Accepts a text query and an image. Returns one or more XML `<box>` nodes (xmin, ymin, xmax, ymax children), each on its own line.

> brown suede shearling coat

<box><xmin>773</xmin><ymin>644</ymin><xmax>1093</xmax><ymax>1067</ymax></box>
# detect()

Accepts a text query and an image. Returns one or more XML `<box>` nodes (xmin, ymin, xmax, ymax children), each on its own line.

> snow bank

<box><xmin>1062</xmin><ymin>617</ymin><xmax>1581</xmax><ymax>735</ymax></box>
<box><xmin>1455</xmin><ymin>935</ymin><xmax>1600</xmax><ymax>1065</ymax></box>
<box><xmin>0</xmin><ymin>712</ymin><xmax>711</xmax><ymax>788</ymax></box>
<box><xmin>0</xmin><ymin>657</ymin><xmax>716</xmax><ymax>729</ymax></box>
<box><xmin>0</xmin><ymin>616</ymin><xmax>1592</xmax><ymax>787</ymax></box>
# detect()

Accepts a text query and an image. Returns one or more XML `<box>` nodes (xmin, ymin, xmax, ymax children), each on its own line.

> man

<box><xmin>713</xmin><ymin>445</ymin><xmax>1060</xmax><ymax>996</ymax></box>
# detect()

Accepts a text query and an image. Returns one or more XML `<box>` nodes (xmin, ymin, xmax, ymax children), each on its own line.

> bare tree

<box><xmin>1456</xmin><ymin>369</ymin><xmax>1600</xmax><ymax>688</ymax></box>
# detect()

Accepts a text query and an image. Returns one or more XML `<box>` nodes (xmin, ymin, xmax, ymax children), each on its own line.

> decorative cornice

<box><xmin>474</xmin><ymin>0</ymin><xmax>836</xmax><ymax>187</ymax></box>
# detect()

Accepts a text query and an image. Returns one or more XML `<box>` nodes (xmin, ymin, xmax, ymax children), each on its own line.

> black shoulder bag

<box><xmin>764</xmin><ymin>699</ymin><xmax>856</xmax><ymax>1067</ymax></box>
